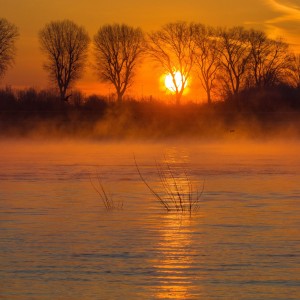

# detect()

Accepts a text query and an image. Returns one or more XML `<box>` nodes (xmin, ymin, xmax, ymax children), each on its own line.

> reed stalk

<box><xmin>134</xmin><ymin>156</ymin><xmax>204</xmax><ymax>215</ymax></box>
<box><xmin>89</xmin><ymin>171</ymin><xmax>123</xmax><ymax>210</ymax></box>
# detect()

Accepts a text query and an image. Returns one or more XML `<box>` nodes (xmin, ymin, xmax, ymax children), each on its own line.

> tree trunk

<box><xmin>175</xmin><ymin>93</ymin><xmax>181</xmax><ymax>105</ymax></box>
<box><xmin>60</xmin><ymin>89</ymin><xmax>66</xmax><ymax>102</ymax></box>
<box><xmin>207</xmin><ymin>91</ymin><xmax>212</xmax><ymax>105</ymax></box>
<box><xmin>59</xmin><ymin>86</ymin><xmax>68</xmax><ymax>102</ymax></box>
<box><xmin>117</xmin><ymin>92</ymin><xmax>123</xmax><ymax>103</ymax></box>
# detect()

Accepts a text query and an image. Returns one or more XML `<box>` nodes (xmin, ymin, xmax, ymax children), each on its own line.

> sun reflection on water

<box><xmin>151</xmin><ymin>214</ymin><xmax>202</xmax><ymax>299</ymax></box>
<box><xmin>149</xmin><ymin>149</ymin><xmax>204</xmax><ymax>298</ymax></box>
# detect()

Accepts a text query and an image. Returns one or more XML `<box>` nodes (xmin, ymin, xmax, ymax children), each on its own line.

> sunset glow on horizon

<box><xmin>1</xmin><ymin>0</ymin><xmax>300</xmax><ymax>101</ymax></box>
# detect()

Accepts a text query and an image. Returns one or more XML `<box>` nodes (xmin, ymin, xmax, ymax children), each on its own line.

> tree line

<box><xmin>1</xmin><ymin>18</ymin><xmax>300</xmax><ymax>105</ymax></box>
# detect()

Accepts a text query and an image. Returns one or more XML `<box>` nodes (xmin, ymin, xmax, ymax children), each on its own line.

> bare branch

<box><xmin>0</xmin><ymin>18</ymin><xmax>19</xmax><ymax>78</ymax></box>
<box><xmin>248</xmin><ymin>30</ymin><xmax>293</xmax><ymax>88</ymax></box>
<box><xmin>217</xmin><ymin>27</ymin><xmax>252</xmax><ymax>98</ymax></box>
<box><xmin>194</xmin><ymin>24</ymin><xmax>221</xmax><ymax>104</ymax></box>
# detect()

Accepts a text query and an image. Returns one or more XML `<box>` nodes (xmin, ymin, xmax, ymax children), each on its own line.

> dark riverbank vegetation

<box><xmin>0</xmin><ymin>85</ymin><xmax>300</xmax><ymax>139</ymax></box>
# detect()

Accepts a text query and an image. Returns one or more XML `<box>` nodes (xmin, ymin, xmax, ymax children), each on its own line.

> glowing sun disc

<box><xmin>165</xmin><ymin>71</ymin><xmax>187</xmax><ymax>93</ymax></box>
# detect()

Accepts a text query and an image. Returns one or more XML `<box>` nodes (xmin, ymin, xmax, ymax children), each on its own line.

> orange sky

<box><xmin>1</xmin><ymin>0</ymin><xmax>300</xmax><ymax>101</ymax></box>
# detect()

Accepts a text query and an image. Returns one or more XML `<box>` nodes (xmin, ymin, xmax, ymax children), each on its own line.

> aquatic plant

<box><xmin>134</xmin><ymin>156</ymin><xmax>204</xmax><ymax>215</ymax></box>
<box><xmin>89</xmin><ymin>172</ymin><xmax>123</xmax><ymax>210</ymax></box>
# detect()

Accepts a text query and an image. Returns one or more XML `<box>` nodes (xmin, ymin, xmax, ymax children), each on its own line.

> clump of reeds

<box><xmin>89</xmin><ymin>172</ymin><xmax>123</xmax><ymax>210</ymax></box>
<box><xmin>134</xmin><ymin>157</ymin><xmax>204</xmax><ymax>215</ymax></box>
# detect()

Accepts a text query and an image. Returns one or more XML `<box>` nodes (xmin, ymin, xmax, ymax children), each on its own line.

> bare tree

<box><xmin>93</xmin><ymin>24</ymin><xmax>144</xmax><ymax>103</ymax></box>
<box><xmin>217</xmin><ymin>27</ymin><xmax>251</xmax><ymax>98</ymax></box>
<box><xmin>194</xmin><ymin>24</ymin><xmax>221</xmax><ymax>104</ymax></box>
<box><xmin>288</xmin><ymin>54</ymin><xmax>300</xmax><ymax>89</ymax></box>
<box><xmin>248</xmin><ymin>30</ymin><xmax>293</xmax><ymax>88</ymax></box>
<box><xmin>39</xmin><ymin>20</ymin><xmax>90</xmax><ymax>102</ymax></box>
<box><xmin>147</xmin><ymin>21</ymin><xmax>197</xmax><ymax>105</ymax></box>
<box><xmin>0</xmin><ymin>18</ymin><xmax>19</xmax><ymax>78</ymax></box>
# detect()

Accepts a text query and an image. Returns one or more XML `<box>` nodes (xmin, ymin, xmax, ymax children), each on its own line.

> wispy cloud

<box><xmin>265</xmin><ymin>0</ymin><xmax>300</xmax><ymax>23</ymax></box>
<box><xmin>264</xmin><ymin>0</ymin><xmax>300</xmax><ymax>50</ymax></box>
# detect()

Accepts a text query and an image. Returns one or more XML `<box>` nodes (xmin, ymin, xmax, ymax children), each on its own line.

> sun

<box><xmin>165</xmin><ymin>71</ymin><xmax>188</xmax><ymax>93</ymax></box>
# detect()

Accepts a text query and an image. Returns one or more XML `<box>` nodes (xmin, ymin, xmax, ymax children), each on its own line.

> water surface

<box><xmin>1</xmin><ymin>140</ymin><xmax>300</xmax><ymax>299</ymax></box>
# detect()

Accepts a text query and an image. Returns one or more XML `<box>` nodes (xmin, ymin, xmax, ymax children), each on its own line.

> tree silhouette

<box><xmin>289</xmin><ymin>54</ymin><xmax>300</xmax><ymax>89</ymax></box>
<box><xmin>0</xmin><ymin>18</ymin><xmax>19</xmax><ymax>79</ymax></box>
<box><xmin>147</xmin><ymin>21</ymin><xmax>197</xmax><ymax>105</ymax></box>
<box><xmin>94</xmin><ymin>24</ymin><xmax>144</xmax><ymax>103</ymax></box>
<box><xmin>194</xmin><ymin>24</ymin><xmax>221</xmax><ymax>104</ymax></box>
<box><xmin>248</xmin><ymin>30</ymin><xmax>292</xmax><ymax>88</ymax></box>
<box><xmin>217</xmin><ymin>27</ymin><xmax>251</xmax><ymax>98</ymax></box>
<box><xmin>39</xmin><ymin>20</ymin><xmax>90</xmax><ymax>102</ymax></box>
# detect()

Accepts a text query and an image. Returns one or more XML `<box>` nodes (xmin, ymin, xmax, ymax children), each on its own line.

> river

<box><xmin>1</xmin><ymin>139</ymin><xmax>300</xmax><ymax>299</ymax></box>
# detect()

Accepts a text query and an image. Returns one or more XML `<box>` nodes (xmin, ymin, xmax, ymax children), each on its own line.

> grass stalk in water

<box><xmin>89</xmin><ymin>172</ymin><xmax>123</xmax><ymax>210</ymax></box>
<box><xmin>134</xmin><ymin>156</ymin><xmax>204</xmax><ymax>215</ymax></box>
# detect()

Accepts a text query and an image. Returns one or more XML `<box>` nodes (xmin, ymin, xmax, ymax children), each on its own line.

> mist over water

<box><xmin>1</xmin><ymin>139</ymin><xmax>300</xmax><ymax>299</ymax></box>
